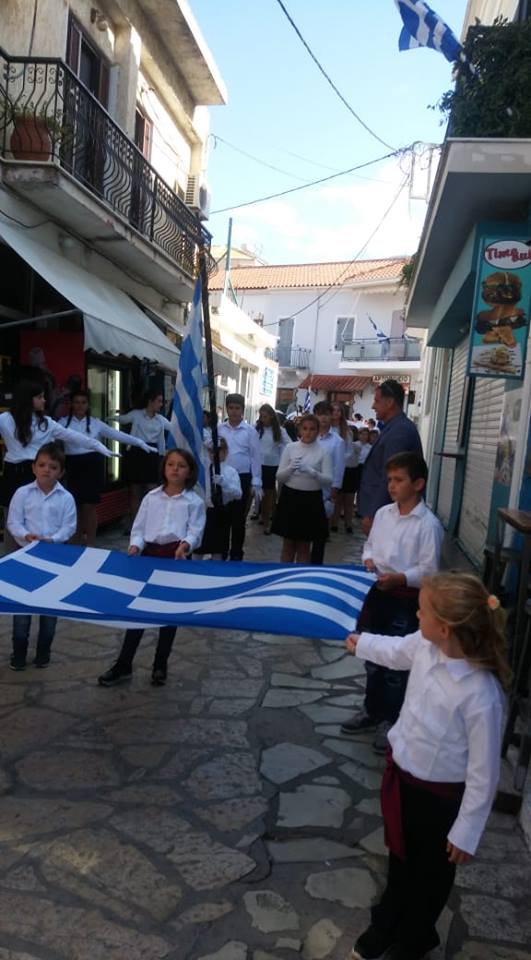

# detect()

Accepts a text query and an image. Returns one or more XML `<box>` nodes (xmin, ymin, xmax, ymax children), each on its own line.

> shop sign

<box><xmin>468</xmin><ymin>236</ymin><xmax>531</xmax><ymax>380</ymax></box>
<box><xmin>371</xmin><ymin>374</ymin><xmax>410</xmax><ymax>385</ymax></box>
<box><xmin>260</xmin><ymin>366</ymin><xmax>275</xmax><ymax>396</ymax></box>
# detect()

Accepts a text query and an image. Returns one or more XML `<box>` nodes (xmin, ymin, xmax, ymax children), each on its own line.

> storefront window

<box><xmin>88</xmin><ymin>364</ymin><xmax>125</xmax><ymax>484</ymax></box>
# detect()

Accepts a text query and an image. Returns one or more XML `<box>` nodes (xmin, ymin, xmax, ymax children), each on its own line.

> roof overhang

<box><xmin>407</xmin><ymin>138</ymin><xmax>531</xmax><ymax>328</ymax></box>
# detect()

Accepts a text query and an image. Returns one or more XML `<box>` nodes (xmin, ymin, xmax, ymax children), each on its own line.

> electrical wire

<box><xmin>258</xmin><ymin>174</ymin><xmax>410</xmax><ymax>323</ymax></box>
<box><xmin>211</xmin><ymin>147</ymin><xmax>408</xmax><ymax>214</ymax></box>
<box><xmin>273</xmin><ymin>0</ymin><xmax>396</xmax><ymax>152</ymax></box>
<box><xmin>211</xmin><ymin>135</ymin><xmax>311</xmax><ymax>183</ymax></box>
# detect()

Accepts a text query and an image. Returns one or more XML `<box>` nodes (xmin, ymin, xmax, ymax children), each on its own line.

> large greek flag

<box><xmin>394</xmin><ymin>0</ymin><xmax>464</xmax><ymax>63</ymax></box>
<box><xmin>169</xmin><ymin>276</ymin><xmax>206</xmax><ymax>491</ymax></box>
<box><xmin>0</xmin><ymin>542</ymin><xmax>375</xmax><ymax>642</ymax></box>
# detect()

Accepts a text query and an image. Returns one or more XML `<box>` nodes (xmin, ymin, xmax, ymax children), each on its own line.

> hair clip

<box><xmin>487</xmin><ymin>594</ymin><xmax>500</xmax><ymax>611</ymax></box>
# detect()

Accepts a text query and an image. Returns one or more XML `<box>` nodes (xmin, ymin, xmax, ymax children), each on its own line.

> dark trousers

<box><xmin>363</xmin><ymin>588</ymin><xmax>419</xmax><ymax>723</ymax></box>
<box><xmin>12</xmin><ymin>615</ymin><xmax>57</xmax><ymax>664</ymax></box>
<box><xmin>372</xmin><ymin>778</ymin><xmax>461</xmax><ymax>956</ymax></box>
<box><xmin>224</xmin><ymin>472</ymin><xmax>251</xmax><ymax>561</ymax></box>
<box><xmin>310</xmin><ymin>533</ymin><xmax>327</xmax><ymax>566</ymax></box>
<box><xmin>117</xmin><ymin>626</ymin><xmax>177</xmax><ymax>672</ymax></box>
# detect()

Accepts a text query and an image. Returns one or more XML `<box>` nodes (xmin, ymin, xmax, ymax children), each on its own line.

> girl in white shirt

<box><xmin>195</xmin><ymin>437</ymin><xmax>242</xmax><ymax>560</ymax></box>
<box><xmin>98</xmin><ymin>448</ymin><xmax>205</xmax><ymax>689</ymax></box>
<box><xmin>255</xmin><ymin>404</ymin><xmax>291</xmax><ymax>533</ymax></box>
<box><xmin>0</xmin><ymin>382</ymin><xmax>112</xmax><ymax>549</ymax></box>
<box><xmin>271</xmin><ymin>413</ymin><xmax>332</xmax><ymax>564</ymax></box>
<box><xmin>331</xmin><ymin>403</ymin><xmax>359</xmax><ymax>533</ymax></box>
<box><xmin>346</xmin><ymin>572</ymin><xmax>509</xmax><ymax>960</ymax></box>
<box><xmin>59</xmin><ymin>390</ymin><xmax>156</xmax><ymax>545</ymax></box>
<box><xmin>112</xmin><ymin>389</ymin><xmax>172</xmax><ymax>521</ymax></box>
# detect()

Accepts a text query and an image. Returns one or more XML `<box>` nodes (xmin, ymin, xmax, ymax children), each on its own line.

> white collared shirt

<box><xmin>358</xmin><ymin>442</ymin><xmax>372</xmax><ymax>464</ymax></box>
<box><xmin>317</xmin><ymin>429</ymin><xmax>346</xmax><ymax>490</ymax></box>
<box><xmin>356</xmin><ymin>630</ymin><xmax>504</xmax><ymax>855</ymax></box>
<box><xmin>362</xmin><ymin>500</ymin><xmax>443</xmax><ymax>588</ymax></box>
<box><xmin>0</xmin><ymin>412</ymin><xmax>110</xmax><ymax>463</ymax></box>
<box><xmin>257</xmin><ymin>425</ymin><xmax>291</xmax><ymax>467</ymax></box>
<box><xmin>218</xmin><ymin>420</ymin><xmax>262</xmax><ymax>485</ymax></box>
<box><xmin>207</xmin><ymin>461</ymin><xmax>242</xmax><ymax>507</ymax></box>
<box><xmin>7</xmin><ymin>480</ymin><xmax>77</xmax><ymax>546</ymax></box>
<box><xmin>115</xmin><ymin>409</ymin><xmax>172</xmax><ymax>454</ymax></box>
<box><xmin>58</xmin><ymin>416</ymin><xmax>153</xmax><ymax>455</ymax></box>
<box><xmin>130</xmin><ymin>485</ymin><xmax>206</xmax><ymax>552</ymax></box>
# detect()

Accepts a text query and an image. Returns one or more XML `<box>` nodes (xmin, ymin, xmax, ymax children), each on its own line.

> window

<box><xmin>66</xmin><ymin>15</ymin><xmax>110</xmax><ymax>108</ymax></box>
<box><xmin>334</xmin><ymin>316</ymin><xmax>355</xmax><ymax>351</ymax></box>
<box><xmin>88</xmin><ymin>364</ymin><xmax>127</xmax><ymax>485</ymax></box>
<box><xmin>134</xmin><ymin>109</ymin><xmax>153</xmax><ymax>161</ymax></box>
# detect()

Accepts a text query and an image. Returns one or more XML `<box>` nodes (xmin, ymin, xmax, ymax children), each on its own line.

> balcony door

<box><xmin>277</xmin><ymin>317</ymin><xmax>294</xmax><ymax>367</ymax></box>
<box><xmin>130</xmin><ymin>109</ymin><xmax>154</xmax><ymax>232</ymax></box>
<box><xmin>64</xmin><ymin>16</ymin><xmax>109</xmax><ymax>195</ymax></box>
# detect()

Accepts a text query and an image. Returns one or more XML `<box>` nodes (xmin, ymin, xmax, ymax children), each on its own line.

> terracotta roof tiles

<box><xmin>209</xmin><ymin>257</ymin><xmax>407</xmax><ymax>291</ymax></box>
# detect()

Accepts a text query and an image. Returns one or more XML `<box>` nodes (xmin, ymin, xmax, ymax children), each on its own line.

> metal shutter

<box><xmin>437</xmin><ymin>339</ymin><xmax>468</xmax><ymax>526</ymax></box>
<box><xmin>458</xmin><ymin>376</ymin><xmax>505</xmax><ymax>565</ymax></box>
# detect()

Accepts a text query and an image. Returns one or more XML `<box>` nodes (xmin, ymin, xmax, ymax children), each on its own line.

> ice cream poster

<box><xmin>468</xmin><ymin>237</ymin><xmax>531</xmax><ymax>380</ymax></box>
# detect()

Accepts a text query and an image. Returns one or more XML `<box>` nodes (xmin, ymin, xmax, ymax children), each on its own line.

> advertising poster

<box><xmin>468</xmin><ymin>237</ymin><xmax>531</xmax><ymax>380</ymax></box>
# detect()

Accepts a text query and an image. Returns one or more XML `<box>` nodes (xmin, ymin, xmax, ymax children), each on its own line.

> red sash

<box><xmin>142</xmin><ymin>541</ymin><xmax>181</xmax><ymax>558</ymax></box>
<box><xmin>381</xmin><ymin>749</ymin><xmax>465</xmax><ymax>860</ymax></box>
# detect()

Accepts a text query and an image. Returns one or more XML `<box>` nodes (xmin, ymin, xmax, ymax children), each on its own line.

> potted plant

<box><xmin>9</xmin><ymin>106</ymin><xmax>67</xmax><ymax>162</ymax></box>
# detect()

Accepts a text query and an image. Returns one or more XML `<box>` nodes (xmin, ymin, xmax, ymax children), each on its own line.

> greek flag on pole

<box><xmin>169</xmin><ymin>276</ymin><xmax>205</xmax><ymax>492</ymax></box>
<box><xmin>394</xmin><ymin>0</ymin><xmax>464</xmax><ymax>63</ymax></box>
<box><xmin>0</xmin><ymin>542</ymin><xmax>375</xmax><ymax>642</ymax></box>
<box><xmin>367</xmin><ymin>315</ymin><xmax>390</xmax><ymax>343</ymax></box>
<box><xmin>303</xmin><ymin>388</ymin><xmax>312</xmax><ymax>412</ymax></box>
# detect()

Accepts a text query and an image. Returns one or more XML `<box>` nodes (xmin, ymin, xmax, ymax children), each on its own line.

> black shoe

<box><xmin>151</xmin><ymin>668</ymin><xmax>167</xmax><ymax>686</ymax></box>
<box><xmin>351</xmin><ymin>925</ymin><xmax>395</xmax><ymax>959</ymax></box>
<box><xmin>9</xmin><ymin>657</ymin><xmax>26</xmax><ymax>672</ymax></box>
<box><xmin>346</xmin><ymin>526</ymin><xmax>354</xmax><ymax>533</ymax></box>
<box><xmin>373</xmin><ymin>720</ymin><xmax>392</xmax><ymax>754</ymax></box>
<box><xmin>32</xmin><ymin>656</ymin><xmax>50</xmax><ymax>669</ymax></box>
<box><xmin>98</xmin><ymin>663</ymin><xmax>133</xmax><ymax>687</ymax></box>
<box><xmin>340</xmin><ymin>708</ymin><xmax>378</xmax><ymax>735</ymax></box>
<box><xmin>387</xmin><ymin>938</ymin><xmax>438</xmax><ymax>960</ymax></box>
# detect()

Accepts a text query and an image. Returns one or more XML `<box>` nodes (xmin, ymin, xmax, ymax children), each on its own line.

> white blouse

<box><xmin>58</xmin><ymin>416</ymin><xmax>155</xmax><ymax>455</ymax></box>
<box><xmin>356</xmin><ymin>629</ymin><xmax>504</xmax><ymax>855</ymax></box>
<box><xmin>130</xmin><ymin>485</ymin><xmax>206</xmax><ymax>552</ymax></box>
<box><xmin>257</xmin><ymin>425</ymin><xmax>291</xmax><ymax>467</ymax></box>
<box><xmin>0</xmin><ymin>411</ymin><xmax>111</xmax><ymax>463</ymax></box>
<box><xmin>114</xmin><ymin>409</ymin><xmax>172</xmax><ymax>454</ymax></box>
<box><xmin>276</xmin><ymin>440</ymin><xmax>333</xmax><ymax>492</ymax></box>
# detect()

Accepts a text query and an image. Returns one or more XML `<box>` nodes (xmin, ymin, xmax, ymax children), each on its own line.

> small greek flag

<box><xmin>169</xmin><ymin>277</ymin><xmax>206</xmax><ymax>491</ymax></box>
<box><xmin>367</xmin><ymin>315</ymin><xmax>390</xmax><ymax>343</ymax></box>
<box><xmin>0</xmin><ymin>542</ymin><xmax>375</xmax><ymax>642</ymax></box>
<box><xmin>303</xmin><ymin>388</ymin><xmax>312</xmax><ymax>412</ymax></box>
<box><xmin>394</xmin><ymin>0</ymin><xmax>464</xmax><ymax>63</ymax></box>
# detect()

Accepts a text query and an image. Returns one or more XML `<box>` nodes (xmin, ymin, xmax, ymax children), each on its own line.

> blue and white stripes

<box><xmin>394</xmin><ymin>0</ymin><xmax>464</xmax><ymax>64</ymax></box>
<box><xmin>0</xmin><ymin>542</ymin><xmax>376</xmax><ymax>642</ymax></box>
<box><xmin>169</xmin><ymin>276</ymin><xmax>206</xmax><ymax>491</ymax></box>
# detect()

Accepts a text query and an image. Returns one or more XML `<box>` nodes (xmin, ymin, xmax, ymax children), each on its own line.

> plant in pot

<box><xmin>10</xmin><ymin>106</ymin><xmax>67</xmax><ymax>162</ymax></box>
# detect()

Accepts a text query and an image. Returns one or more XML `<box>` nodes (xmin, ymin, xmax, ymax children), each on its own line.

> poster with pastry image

<box><xmin>468</xmin><ymin>236</ymin><xmax>531</xmax><ymax>380</ymax></box>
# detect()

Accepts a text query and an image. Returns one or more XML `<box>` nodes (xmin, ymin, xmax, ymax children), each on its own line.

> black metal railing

<box><xmin>342</xmin><ymin>337</ymin><xmax>421</xmax><ymax>362</ymax></box>
<box><xmin>265</xmin><ymin>346</ymin><xmax>311</xmax><ymax>367</ymax></box>
<box><xmin>0</xmin><ymin>48</ymin><xmax>213</xmax><ymax>278</ymax></box>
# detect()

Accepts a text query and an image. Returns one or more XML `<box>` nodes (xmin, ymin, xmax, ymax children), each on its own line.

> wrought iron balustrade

<box><xmin>341</xmin><ymin>337</ymin><xmax>421</xmax><ymax>362</ymax></box>
<box><xmin>271</xmin><ymin>346</ymin><xmax>311</xmax><ymax>368</ymax></box>
<box><xmin>0</xmin><ymin>47</ymin><xmax>212</xmax><ymax>278</ymax></box>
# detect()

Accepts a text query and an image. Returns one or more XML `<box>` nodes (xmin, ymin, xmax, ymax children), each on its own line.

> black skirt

<box><xmin>0</xmin><ymin>460</ymin><xmax>34</xmax><ymax>507</ymax></box>
<box><xmin>125</xmin><ymin>448</ymin><xmax>161</xmax><ymax>484</ymax></box>
<box><xmin>341</xmin><ymin>465</ymin><xmax>361</xmax><ymax>494</ymax></box>
<box><xmin>196</xmin><ymin>504</ymin><xmax>231</xmax><ymax>555</ymax></box>
<box><xmin>271</xmin><ymin>484</ymin><xmax>328</xmax><ymax>542</ymax></box>
<box><xmin>261</xmin><ymin>464</ymin><xmax>278</xmax><ymax>491</ymax></box>
<box><xmin>65</xmin><ymin>453</ymin><xmax>105</xmax><ymax>505</ymax></box>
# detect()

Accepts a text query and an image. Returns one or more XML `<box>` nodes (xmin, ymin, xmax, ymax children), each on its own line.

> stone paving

<box><xmin>0</xmin><ymin>520</ymin><xmax>530</xmax><ymax>960</ymax></box>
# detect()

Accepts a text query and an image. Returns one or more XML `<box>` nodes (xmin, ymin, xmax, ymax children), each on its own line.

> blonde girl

<box><xmin>346</xmin><ymin>572</ymin><xmax>509</xmax><ymax>960</ymax></box>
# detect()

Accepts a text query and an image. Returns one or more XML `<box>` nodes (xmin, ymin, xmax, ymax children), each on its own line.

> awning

<box><xmin>298</xmin><ymin>374</ymin><xmax>371</xmax><ymax>392</ymax></box>
<box><xmin>0</xmin><ymin>222</ymin><xmax>180</xmax><ymax>370</ymax></box>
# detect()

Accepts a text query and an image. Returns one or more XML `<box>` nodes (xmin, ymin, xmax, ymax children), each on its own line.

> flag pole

<box><xmin>198</xmin><ymin>245</ymin><xmax>221</xmax><ymax>478</ymax></box>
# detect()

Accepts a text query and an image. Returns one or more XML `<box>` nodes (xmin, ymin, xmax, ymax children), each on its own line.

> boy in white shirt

<box><xmin>341</xmin><ymin>452</ymin><xmax>443</xmax><ymax>752</ymax></box>
<box><xmin>7</xmin><ymin>441</ymin><xmax>77</xmax><ymax>670</ymax></box>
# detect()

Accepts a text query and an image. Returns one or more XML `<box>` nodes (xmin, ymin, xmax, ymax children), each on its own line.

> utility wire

<box><xmin>211</xmin><ymin>135</ymin><xmax>311</xmax><ymax>183</ymax></box>
<box><xmin>273</xmin><ymin>0</ymin><xmax>396</xmax><ymax>152</ymax></box>
<box><xmin>258</xmin><ymin>174</ymin><xmax>410</xmax><ymax>323</ymax></box>
<box><xmin>211</xmin><ymin>147</ymin><xmax>408</xmax><ymax>214</ymax></box>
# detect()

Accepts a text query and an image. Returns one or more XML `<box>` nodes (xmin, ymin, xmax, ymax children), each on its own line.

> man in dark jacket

<box><xmin>358</xmin><ymin>380</ymin><xmax>422</xmax><ymax>536</ymax></box>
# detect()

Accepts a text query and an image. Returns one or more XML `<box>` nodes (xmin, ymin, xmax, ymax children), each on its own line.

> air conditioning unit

<box><xmin>185</xmin><ymin>175</ymin><xmax>211</xmax><ymax>221</ymax></box>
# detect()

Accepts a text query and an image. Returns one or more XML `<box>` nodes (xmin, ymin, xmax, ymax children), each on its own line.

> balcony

<box><xmin>266</xmin><ymin>346</ymin><xmax>311</xmax><ymax>368</ymax></box>
<box><xmin>341</xmin><ymin>337</ymin><xmax>421</xmax><ymax>362</ymax></box>
<box><xmin>0</xmin><ymin>48</ymin><xmax>213</xmax><ymax>297</ymax></box>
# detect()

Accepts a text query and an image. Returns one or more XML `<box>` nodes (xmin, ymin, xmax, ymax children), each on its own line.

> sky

<box><xmin>190</xmin><ymin>0</ymin><xmax>468</xmax><ymax>265</ymax></box>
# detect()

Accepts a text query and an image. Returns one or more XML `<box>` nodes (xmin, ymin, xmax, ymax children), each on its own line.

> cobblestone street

<box><xmin>0</xmin><ymin>520</ymin><xmax>530</xmax><ymax>960</ymax></box>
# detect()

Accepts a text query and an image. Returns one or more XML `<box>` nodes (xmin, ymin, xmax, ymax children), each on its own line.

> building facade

<box><xmin>210</xmin><ymin>258</ymin><xmax>424</xmax><ymax>421</ymax></box>
<box><xmin>0</xmin><ymin>0</ymin><xmax>228</xmax><ymax>522</ymax></box>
